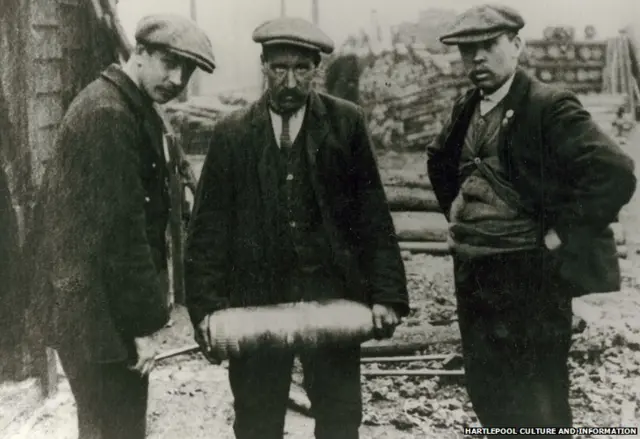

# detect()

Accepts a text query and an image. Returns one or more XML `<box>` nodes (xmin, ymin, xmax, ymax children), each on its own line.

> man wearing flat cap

<box><xmin>428</xmin><ymin>3</ymin><xmax>635</xmax><ymax>433</ymax></box>
<box><xmin>185</xmin><ymin>16</ymin><xmax>409</xmax><ymax>439</ymax></box>
<box><xmin>27</xmin><ymin>14</ymin><xmax>215</xmax><ymax>439</ymax></box>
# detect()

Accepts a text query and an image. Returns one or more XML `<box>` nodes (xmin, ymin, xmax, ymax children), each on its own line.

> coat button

<box><xmin>474</xmin><ymin>157</ymin><xmax>481</xmax><ymax>165</ymax></box>
<box><xmin>145</xmin><ymin>196</ymin><xmax>151</xmax><ymax>203</ymax></box>
<box><xmin>152</xmin><ymin>163</ymin><xmax>157</xmax><ymax>169</ymax></box>
<box><xmin>286</xmin><ymin>174</ymin><xmax>294</xmax><ymax>181</ymax></box>
<box><xmin>289</xmin><ymin>221</ymin><xmax>297</xmax><ymax>228</ymax></box>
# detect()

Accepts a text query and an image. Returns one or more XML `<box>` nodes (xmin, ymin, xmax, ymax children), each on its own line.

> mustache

<box><xmin>277</xmin><ymin>90</ymin><xmax>305</xmax><ymax>100</ymax></box>
<box><xmin>470</xmin><ymin>68</ymin><xmax>492</xmax><ymax>76</ymax></box>
<box><xmin>157</xmin><ymin>86</ymin><xmax>180</xmax><ymax>96</ymax></box>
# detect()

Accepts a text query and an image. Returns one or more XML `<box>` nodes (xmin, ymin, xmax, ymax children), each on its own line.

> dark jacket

<box><xmin>185</xmin><ymin>91</ymin><xmax>409</xmax><ymax>325</ymax></box>
<box><xmin>27</xmin><ymin>64</ymin><xmax>171</xmax><ymax>363</ymax></box>
<box><xmin>427</xmin><ymin>69</ymin><xmax>636</xmax><ymax>294</ymax></box>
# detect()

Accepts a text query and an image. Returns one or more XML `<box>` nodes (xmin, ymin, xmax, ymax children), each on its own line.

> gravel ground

<box><xmin>6</xmin><ymin>130</ymin><xmax>640</xmax><ymax>439</ymax></box>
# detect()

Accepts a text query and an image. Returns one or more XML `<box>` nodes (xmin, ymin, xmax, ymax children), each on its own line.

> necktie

<box><xmin>280</xmin><ymin>113</ymin><xmax>292</xmax><ymax>149</ymax></box>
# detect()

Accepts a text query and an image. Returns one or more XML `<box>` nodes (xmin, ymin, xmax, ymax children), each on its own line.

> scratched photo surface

<box><xmin>1</xmin><ymin>0</ymin><xmax>639</xmax><ymax>438</ymax></box>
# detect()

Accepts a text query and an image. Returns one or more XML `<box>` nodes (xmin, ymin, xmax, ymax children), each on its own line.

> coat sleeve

<box><xmin>85</xmin><ymin>107</ymin><xmax>169</xmax><ymax>338</ymax></box>
<box><xmin>350</xmin><ymin>108</ymin><xmax>410</xmax><ymax>317</ymax></box>
<box><xmin>184</xmin><ymin>122</ymin><xmax>233</xmax><ymax>326</ymax></box>
<box><xmin>544</xmin><ymin>92</ymin><xmax>636</xmax><ymax>235</ymax></box>
<box><xmin>426</xmin><ymin>106</ymin><xmax>459</xmax><ymax>221</ymax></box>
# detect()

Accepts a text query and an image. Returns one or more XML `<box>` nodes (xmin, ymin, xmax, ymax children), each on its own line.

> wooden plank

<box><xmin>399</xmin><ymin>241</ymin><xmax>450</xmax><ymax>255</ymax></box>
<box><xmin>30</xmin><ymin>0</ymin><xmax>60</xmax><ymax>26</ymax></box>
<box><xmin>33</xmin><ymin>60</ymin><xmax>63</xmax><ymax>94</ymax></box>
<box><xmin>385</xmin><ymin>186</ymin><xmax>440</xmax><ymax>212</ymax></box>
<box><xmin>33</xmin><ymin>94</ymin><xmax>64</xmax><ymax>128</ymax></box>
<box><xmin>30</xmin><ymin>26</ymin><xmax>63</xmax><ymax>60</ymax></box>
<box><xmin>58</xmin><ymin>4</ymin><xmax>84</xmax><ymax>49</ymax></box>
<box><xmin>34</xmin><ymin>125</ymin><xmax>58</xmax><ymax>157</ymax></box>
<box><xmin>392</xmin><ymin>211</ymin><xmax>448</xmax><ymax>242</ymax></box>
<box><xmin>362</xmin><ymin>369</ymin><xmax>464</xmax><ymax>377</ymax></box>
<box><xmin>623</xmin><ymin>38</ymin><xmax>636</xmax><ymax>116</ymax></box>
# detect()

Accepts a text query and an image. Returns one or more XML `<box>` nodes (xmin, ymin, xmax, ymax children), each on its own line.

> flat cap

<box><xmin>252</xmin><ymin>17</ymin><xmax>334</xmax><ymax>54</ymax></box>
<box><xmin>135</xmin><ymin>14</ymin><xmax>216</xmax><ymax>73</ymax></box>
<box><xmin>439</xmin><ymin>4</ymin><xmax>525</xmax><ymax>45</ymax></box>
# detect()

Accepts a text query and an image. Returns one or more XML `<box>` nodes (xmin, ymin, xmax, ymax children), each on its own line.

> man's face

<box><xmin>458</xmin><ymin>33</ymin><xmax>522</xmax><ymax>93</ymax></box>
<box><xmin>138</xmin><ymin>47</ymin><xmax>196</xmax><ymax>104</ymax></box>
<box><xmin>262</xmin><ymin>45</ymin><xmax>318</xmax><ymax>113</ymax></box>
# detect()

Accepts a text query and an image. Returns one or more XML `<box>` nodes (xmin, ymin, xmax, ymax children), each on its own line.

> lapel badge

<box><xmin>502</xmin><ymin>109</ymin><xmax>514</xmax><ymax>126</ymax></box>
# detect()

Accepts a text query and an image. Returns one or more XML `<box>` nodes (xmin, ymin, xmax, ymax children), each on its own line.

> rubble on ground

<box><xmin>357</xmin><ymin>252</ymin><xmax>640</xmax><ymax>437</ymax></box>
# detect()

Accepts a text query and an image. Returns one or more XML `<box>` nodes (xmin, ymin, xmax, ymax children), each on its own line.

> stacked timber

<box><xmin>520</xmin><ymin>26</ymin><xmax>608</xmax><ymax>94</ymax></box>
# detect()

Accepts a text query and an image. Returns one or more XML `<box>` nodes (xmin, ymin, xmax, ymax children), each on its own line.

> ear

<box><xmin>513</xmin><ymin>35</ymin><xmax>524</xmax><ymax>56</ymax></box>
<box><xmin>134</xmin><ymin>43</ymin><xmax>146</xmax><ymax>55</ymax></box>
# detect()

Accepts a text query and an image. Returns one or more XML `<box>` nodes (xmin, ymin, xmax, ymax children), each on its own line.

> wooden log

<box><xmin>385</xmin><ymin>186</ymin><xmax>440</xmax><ymax>212</ymax></box>
<box><xmin>380</xmin><ymin>170</ymin><xmax>432</xmax><ymax>190</ymax></box>
<box><xmin>155</xmin><ymin>344</ymin><xmax>200</xmax><ymax>362</ymax></box>
<box><xmin>361</xmin><ymin>340</ymin><xmax>459</xmax><ymax>357</ymax></box>
<box><xmin>391</xmin><ymin>212</ymin><xmax>448</xmax><ymax>242</ymax></box>
<box><xmin>399</xmin><ymin>241</ymin><xmax>450</xmax><ymax>255</ymax></box>
<box><xmin>362</xmin><ymin>369</ymin><xmax>464</xmax><ymax>377</ymax></box>
<box><xmin>360</xmin><ymin>354</ymin><xmax>450</xmax><ymax>363</ymax></box>
<box><xmin>399</xmin><ymin>242</ymin><xmax>628</xmax><ymax>259</ymax></box>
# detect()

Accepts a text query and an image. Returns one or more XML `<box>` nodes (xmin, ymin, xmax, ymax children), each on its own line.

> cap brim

<box><xmin>260</xmin><ymin>38</ymin><xmax>331</xmax><ymax>54</ymax></box>
<box><xmin>166</xmin><ymin>47</ymin><xmax>215</xmax><ymax>73</ymax></box>
<box><xmin>439</xmin><ymin>29</ymin><xmax>507</xmax><ymax>45</ymax></box>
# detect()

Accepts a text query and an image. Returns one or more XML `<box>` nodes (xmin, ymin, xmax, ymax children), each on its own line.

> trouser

<box><xmin>229</xmin><ymin>343</ymin><xmax>362</xmax><ymax>439</ymax></box>
<box><xmin>57</xmin><ymin>348</ymin><xmax>148</xmax><ymax>439</ymax></box>
<box><xmin>229</xmin><ymin>263</ymin><xmax>362</xmax><ymax>439</ymax></box>
<box><xmin>454</xmin><ymin>250</ymin><xmax>574</xmax><ymax>438</ymax></box>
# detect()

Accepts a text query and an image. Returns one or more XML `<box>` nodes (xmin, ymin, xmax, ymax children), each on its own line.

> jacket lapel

<box><xmin>444</xmin><ymin>88</ymin><xmax>481</xmax><ymax>150</ymax></box>
<box><xmin>497</xmin><ymin>68</ymin><xmax>531</xmax><ymax>135</ymax></box>
<box><xmin>496</xmin><ymin>69</ymin><xmax>532</xmax><ymax>174</ymax></box>
<box><xmin>304</xmin><ymin>91</ymin><xmax>330</xmax><ymax>163</ymax></box>
<box><xmin>251</xmin><ymin>94</ymin><xmax>279</xmax><ymax>203</ymax></box>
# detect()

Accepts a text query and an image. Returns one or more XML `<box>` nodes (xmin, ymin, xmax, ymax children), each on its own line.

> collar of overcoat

<box><xmin>100</xmin><ymin>64</ymin><xmax>166</xmax><ymax>161</ymax></box>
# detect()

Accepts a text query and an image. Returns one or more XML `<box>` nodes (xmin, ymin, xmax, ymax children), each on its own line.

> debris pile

<box><xmin>356</xmin><ymin>252</ymin><xmax>640</xmax><ymax>437</ymax></box>
<box><xmin>355</xmin><ymin>46</ymin><xmax>468</xmax><ymax>151</ymax></box>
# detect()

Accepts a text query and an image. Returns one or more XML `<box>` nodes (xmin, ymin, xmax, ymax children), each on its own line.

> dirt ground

<box><xmin>6</xmin><ymin>129</ymin><xmax>640</xmax><ymax>438</ymax></box>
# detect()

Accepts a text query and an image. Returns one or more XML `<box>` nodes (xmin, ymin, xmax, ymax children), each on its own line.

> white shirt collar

<box><xmin>269</xmin><ymin>105</ymin><xmax>307</xmax><ymax>148</ymax></box>
<box><xmin>479</xmin><ymin>73</ymin><xmax>516</xmax><ymax>116</ymax></box>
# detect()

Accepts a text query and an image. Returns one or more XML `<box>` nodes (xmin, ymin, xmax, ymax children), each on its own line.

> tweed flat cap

<box><xmin>252</xmin><ymin>17</ymin><xmax>334</xmax><ymax>54</ymax></box>
<box><xmin>439</xmin><ymin>4</ymin><xmax>525</xmax><ymax>45</ymax></box>
<box><xmin>135</xmin><ymin>14</ymin><xmax>215</xmax><ymax>73</ymax></box>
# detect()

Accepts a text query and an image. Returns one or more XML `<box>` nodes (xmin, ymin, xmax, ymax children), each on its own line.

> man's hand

<box><xmin>131</xmin><ymin>336</ymin><xmax>159</xmax><ymax>376</ymax></box>
<box><xmin>194</xmin><ymin>314</ymin><xmax>222</xmax><ymax>365</ymax></box>
<box><xmin>372</xmin><ymin>304</ymin><xmax>401</xmax><ymax>340</ymax></box>
<box><xmin>544</xmin><ymin>229</ymin><xmax>562</xmax><ymax>251</ymax></box>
